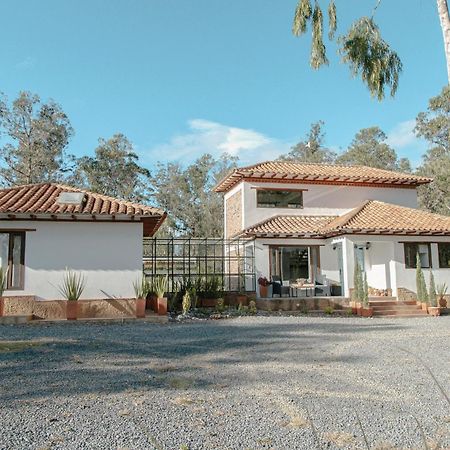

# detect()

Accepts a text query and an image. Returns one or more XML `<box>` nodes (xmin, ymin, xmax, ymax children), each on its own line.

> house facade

<box><xmin>0</xmin><ymin>183</ymin><xmax>166</xmax><ymax>301</ymax></box>
<box><xmin>215</xmin><ymin>161</ymin><xmax>450</xmax><ymax>299</ymax></box>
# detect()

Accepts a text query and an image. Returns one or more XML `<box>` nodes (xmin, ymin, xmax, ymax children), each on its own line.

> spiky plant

<box><xmin>182</xmin><ymin>291</ymin><xmax>191</xmax><ymax>315</ymax></box>
<box><xmin>58</xmin><ymin>269</ymin><xmax>86</xmax><ymax>301</ymax></box>
<box><xmin>133</xmin><ymin>275</ymin><xmax>150</xmax><ymax>299</ymax></box>
<box><xmin>154</xmin><ymin>275</ymin><xmax>168</xmax><ymax>299</ymax></box>
<box><xmin>429</xmin><ymin>271</ymin><xmax>437</xmax><ymax>307</ymax></box>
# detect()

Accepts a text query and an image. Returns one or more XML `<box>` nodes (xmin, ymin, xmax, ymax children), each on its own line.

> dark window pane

<box><xmin>438</xmin><ymin>243</ymin><xmax>450</xmax><ymax>268</ymax></box>
<box><xmin>404</xmin><ymin>243</ymin><xmax>431</xmax><ymax>269</ymax></box>
<box><xmin>257</xmin><ymin>190</ymin><xmax>303</xmax><ymax>208</ymax></box>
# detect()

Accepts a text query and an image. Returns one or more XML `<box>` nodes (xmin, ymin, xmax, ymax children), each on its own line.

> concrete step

<box><xmin>368</xmin><ymin>296</ymin><xmax>397</xmax><ymax>301</ymax></box>
<box><xmin>371</xmin><ymin>304</ymin><xmax>421</xmax><ymax>311</ymax></box>
<box><xmin>0</xmin><ymin>315</ymin><xmax>33</xmax><ymax>325</ymax></box>
<box><xmin>375</xmin><ymin>314</ymin><xmax>430</xmax><ymax>319</ymax></box>
<box><xmin>373</xmin><ymin>309</ymin><xmax>428</xmax><ymax>316</ymax></box>
<box><xmin>369</xmin><ymin>300</ymin><xmax>416</xmax><ymax>307</ymax></box>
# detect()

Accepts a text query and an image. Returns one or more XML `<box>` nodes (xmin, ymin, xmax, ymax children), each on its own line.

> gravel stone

<box><xmin>0</xmin><ymin>315</ymin><xmax>449</xmax><ymax>449</ymax></box>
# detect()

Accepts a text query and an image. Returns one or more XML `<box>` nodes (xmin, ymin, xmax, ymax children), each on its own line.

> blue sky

<box><xmin>0</xmin><ymin>0</ymin><xmax>447</xmax><ymax>169</ymax></box>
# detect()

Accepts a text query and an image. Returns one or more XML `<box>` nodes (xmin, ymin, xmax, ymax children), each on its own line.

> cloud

<box><xmin>142</xmin><ymin>119</ymin><xmax>290</xmax><ymax>165</ymax></box>
<box><xmin>15</xmin><ymin>56</ymin><xmax>36</xmax><ymax>70</ymax></box>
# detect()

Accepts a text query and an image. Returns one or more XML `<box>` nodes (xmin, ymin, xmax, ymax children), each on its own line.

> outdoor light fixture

<box><xmin>365</xmin><ymin>242</ymin><xmax>371</xmax><ymax>250</ymax></box>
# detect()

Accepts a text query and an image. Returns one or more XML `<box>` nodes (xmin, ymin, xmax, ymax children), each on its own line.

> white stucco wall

<box><xmin>239</xmin><ymin>181</ymin><xmax>418</xmax><ymax>229</ymax></box>
<box><xmin>1</xmin><ymin>220</ymin><xmax>143</xmax><ymax>300</ymax></box>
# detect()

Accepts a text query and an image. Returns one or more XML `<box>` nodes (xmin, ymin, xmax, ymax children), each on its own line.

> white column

<box><xmin>341</xmin><ymin>237</ymin><xmax>354</xmax><ymax>298</ymax></box>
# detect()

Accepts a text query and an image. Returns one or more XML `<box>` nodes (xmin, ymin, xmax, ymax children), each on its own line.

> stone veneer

<box><xmin>225</xmin><ymin>190</ymin><xmax>242</xmax><ymax>238</ymax></box>
<box><xmin>3</xmin><ymin>296</ymin><xmax>136</xmax><ymax>319</ymax></box>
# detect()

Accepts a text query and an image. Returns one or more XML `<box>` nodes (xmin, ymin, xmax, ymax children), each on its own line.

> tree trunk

<box><xmin>437</xmin><ymin>0</ymin><xmax>450</xmax><ymax>83</ymax></box>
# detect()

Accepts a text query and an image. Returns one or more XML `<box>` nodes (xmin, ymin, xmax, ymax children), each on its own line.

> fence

<box><xmin>143</xmin><ymin>237</ymin><xmax>256</xmax><ymax>293</ymax></box>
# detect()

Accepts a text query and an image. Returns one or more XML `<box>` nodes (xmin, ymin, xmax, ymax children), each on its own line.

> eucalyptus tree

<box><xmin>0</xmin><ymin>91</ymin><xmax>73</xmax><ymax>186</ymax></box>
<box><xmin>292</xmin><ymin>0</ymin><xmax>450</xmax><ymax>99</ymax></box>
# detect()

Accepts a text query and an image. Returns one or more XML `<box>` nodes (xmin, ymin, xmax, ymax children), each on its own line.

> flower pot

<box><xmin>438</xmin><ymin>296</ymin><xmax>447</xmax><ymax>308</ymax></box>
<box><xmin>428</xmin><ymin>306</ymin><xmax>441</xmax><ymax>317</ymax></box>
<box><xmin>147</xmin><ymin>294</ymin><xmax>157</xmax><ymax>311</ymax></box>
<box><xmin>361</xmin><ymin>307</ymin><xmax>374</xmax><ymax>318</ymax></box>
<box><xmin>236</xmin><ymin>294</ymin><xmax>248</xmax><ymax>306</ymax></box>
<box><xmin>259</xmin><ymin>285</ymin><xmax>268</xmax><ymax>298</ymax></box>
<box><xmin>349</xmin><ymin>301</ymin><xmax>357</xmax><ymax>315</ymax></box>
<box><xmin>136</xmin><ymin>298</ymin><xmax>146</xmax><ymax>318</ymax></box>
<box><xmin>66</xmin><ymin>301</ymin><xmax>78</xmax><ymax>320</ymax></box>
<box><xmin>416</xmin><ymin>300</ymin><xmax>422</xmax><ymax>307</ymax></box>
<box><xmin>201</xmin><ymin>298</ymin><xmax>217</xmax><ymax>308</ymax></box>
<box><xmin>0</xmin><ymin>297</ymin><xmax>3</xmax><ymax>317</ymax></box>
<box><xmin>421</xmin><ymin>302</ymin><xmax>428</xmax><ymax>312</ymax></box>
<box><xmin>157</xmin><ymin>297</ymin><xmax>167</xmax><ymax>315</ymax></box>
<box><xmin>356</xmin><ymin>302</ymin><xmax>362</xmax><ymax>316</ymax></box>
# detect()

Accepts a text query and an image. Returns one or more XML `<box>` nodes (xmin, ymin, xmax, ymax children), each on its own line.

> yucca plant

<box><xmin>133</xmin><ymin>276</ymin><xmax>150</xmax><ymax>299</ymax></box>
<box><xmin>154</xmin><ymin>275</ymin><xmax>168</xmax><ymax>299</ymax></box>
<box><xmin>58</xmin><ymin>269</ymin><xmax>86</xmax><ymax>301</ymax></box>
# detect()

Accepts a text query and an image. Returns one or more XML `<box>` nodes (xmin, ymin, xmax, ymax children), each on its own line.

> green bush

<box><xmin>429</xmin><ymin>271</ymin><xmax>437</xmax><ymax>307</ymax></box>
<box><xmin>182</xmin><ymin>291</ymin><xmax>191</xmax><ymax>315</ymax></box>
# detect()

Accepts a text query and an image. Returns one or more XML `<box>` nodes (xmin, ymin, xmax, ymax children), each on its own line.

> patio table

<box><xmin>290</xmin><ymin>283</ymin><xmax>315</xmax><ymax>297</ymax></box>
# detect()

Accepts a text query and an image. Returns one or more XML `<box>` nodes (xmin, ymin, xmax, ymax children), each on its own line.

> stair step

<box><xmin>369</xmin><ymin>301</ymin><xmax>417</xmax><ymax>307</ymax></box>
<box><xmin>368</xmin><ymin>296</ymin><xmax>397</xmax><ymax>301</ymax></box>
<box><xmin>371</xmin><ymin>305</ymin><xmax>421</xmax><ymax>311</ymax></box>
<box><xmin>375</xmin><ymin>314</ymin><xmax>430</xmax><ymax>319</ymax></box>
<box><xmin>373</xmin><ymin>309</ymin><xmax>428</xmax><ymax>316</ymax></box>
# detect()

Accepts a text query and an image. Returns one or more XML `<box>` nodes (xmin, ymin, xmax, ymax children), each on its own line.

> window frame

<box><xmin>438</xmin><ymin>242</ymin><xmax>450</xmax><ymax>269</ymax></box>
<box><xmin>256</xmin><ymin>188</ymin><xmax>305</xmax><ymax>209</ymax></box>
<box><xmin>0</xmin><ymin>231</ymin><xmax>26</xmax><ymax>290</ymax></box>
<box><xmin>403</xmin><ymin>242</ymin><xmax>432</xmax><ymax>269</ymax></box>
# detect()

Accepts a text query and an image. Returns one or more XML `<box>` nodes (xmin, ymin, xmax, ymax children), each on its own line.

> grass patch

<box><xmin>288</xmin><ymin>415</ymin><xmax>308</xmax><ymax>428</ymax></box>
<box><xmin>0</xmin><ymin>341</ymin><xmax>44</xmax><ymax>353</ymax></box>
<box><xmin>323</xmin><ymin>431</ymin><xmax>355</xmax><ymax>447</ymax></box>
<box><xmin>167</xmin><ymin>377</ymin><xmax>195</xmax><ymax>390</ymax></box>
<box><xmin>172</xmin><ymin>396</ymin><xmax>195</xmax><ymax>406</ymax></box>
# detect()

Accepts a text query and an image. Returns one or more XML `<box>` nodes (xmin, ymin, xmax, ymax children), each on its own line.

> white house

<box><xmin>0</xmin><ymin>183</ymin><xmax>166</xmax><ymax>301</ymax></box>
<box><xmin>215</xmin><ymin>161</ymin><xmax>450</xmax><ymax>299</ymax></box>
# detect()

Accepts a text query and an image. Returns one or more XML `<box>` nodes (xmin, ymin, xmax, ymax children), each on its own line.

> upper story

<box><xmin>214</xmin><ymin>161</ymin><xmax>432</xmax><ymax>238</ymax></box>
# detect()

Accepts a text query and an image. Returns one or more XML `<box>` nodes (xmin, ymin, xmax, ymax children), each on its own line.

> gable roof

<box><xmin>214</xmin><ymin>161</ymin><xmax>432</xmax><ymax>193</ymax></box>
<box><xmin>241</xmin><ymin>201</ymin><xmax>450</xmax><ymax>238</ymax></box>
<box><xmin>0</xmin><ymin>183</ymin><xmax>166</xmax><ymax>237</ymax></box>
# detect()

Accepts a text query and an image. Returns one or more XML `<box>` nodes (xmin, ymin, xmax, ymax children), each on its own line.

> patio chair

<box><xmin>315</xmin><ymin>278</ymin><xmax>331</xmax><ymax>296</ymax></box>
<box><xmin>271</xmin><ymin>276</ymin><xmax>291</xmax><ymax>297</ymax></box>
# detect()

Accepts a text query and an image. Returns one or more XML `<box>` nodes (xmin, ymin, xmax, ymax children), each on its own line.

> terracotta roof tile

<box><xmin>241</xmin><ymin>201</ymin><xmax>450</xmax><ymax>238</ymax></box>
<box><xmin>214</xmin><ymin>161</ymin><xmax>432</xmax><ymax>192</ymax></box>
<box><xmin>0</xmin><ymin>183</ymin><xmax>166</xmax><ymax>236</ymax></box>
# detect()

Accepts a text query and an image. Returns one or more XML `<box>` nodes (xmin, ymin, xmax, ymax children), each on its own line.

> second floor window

<box><xmin>256</xmin><ymin>189</ymin><xmax>303</xmax><ymax>209</ymax></box>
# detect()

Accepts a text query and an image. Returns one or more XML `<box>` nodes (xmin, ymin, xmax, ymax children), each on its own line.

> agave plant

<box><xmin>154</xmin><ymin>275</ymin><xmax>168</xmax><ymax>299</ymax></box>
<box><xmin>133</xmin><ymin>275</ymin><xmax>150</xmax><ymax>299</ymax></box>
<box><xmin>58</xmin><ymin>269</ymin><xmax>86</xmax><ymax>301</ymax></box>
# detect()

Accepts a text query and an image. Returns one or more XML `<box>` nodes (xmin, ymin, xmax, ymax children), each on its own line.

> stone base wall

<box><xmin>3</xmin><ymin>296</ymin><xmax>136</xmax><ymax>319</ymax></box>
<box><xmin>256</xmin><ymin>297</ymin><xmax>350</xmax><ymax>312</ymax></box>
<box><xmin>397</xmin><ymin>288</ymin><xmax>417</xmax><ymax>302</ymax></box>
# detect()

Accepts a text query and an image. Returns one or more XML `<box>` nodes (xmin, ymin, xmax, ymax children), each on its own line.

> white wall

<box><xmin>240</xmin><ymin>181</ymin><xmax>418</xmax><ymax>229</ymax></box>
<box><xmin>1</xmin><ymin>221</ymin><xmax>143</xmax><ymax>300</ymax></box>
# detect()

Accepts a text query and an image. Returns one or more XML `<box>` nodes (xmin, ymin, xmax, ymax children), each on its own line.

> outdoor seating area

<box><xmin>265</xmin><ymin>276</ymin><xmax>340</xmax><ymax>299</ymax></box>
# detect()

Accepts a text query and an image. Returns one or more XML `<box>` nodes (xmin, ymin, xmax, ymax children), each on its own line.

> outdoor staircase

<box><xmin>369</xmin><ymin>297</ymin><xmax>427</xmax><ymax>318</ymax></box>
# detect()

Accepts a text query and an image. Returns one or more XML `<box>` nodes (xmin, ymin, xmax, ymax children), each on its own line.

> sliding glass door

<box><xmin>270</xmin><ymin>246</ymin><xmax>315</xmax><ymax>283</ymax></box>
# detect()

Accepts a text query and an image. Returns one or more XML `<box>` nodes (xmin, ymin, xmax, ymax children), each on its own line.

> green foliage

<box><xmin>362</xmin><ymin>272</ymin><xmax>369</xmax><ymax>307</ymax></box>
<box><xmin>154</xmin><ymin>275</ymin><xmax>168</xmax><ymax>299</ymax></box>
<box><xmin>182</xmin><ymin>291</ymin><xmax>192</xmax><ymax>315</ymax></box>
<box><xmin>151</xmin><ymin>153</ymin><xmax>237</xmax><ymax>237</ymax></box>
<box><xmin>292</xmin><ymin>2</ymin><xmax>403</xmax><ymax>100</ymax></box>
<box><xmin>199</xmin><ymin>276</ymin><xmax>224</xmax><ymax>299</ymax></box>
<box><xmin>324</xmin><ymin>306</ymin><xmax>334</xmax><ymax>315</ymax></box>
<box><xmin>73</xmin><ymin>133</ymin><xmax>151</xmax><ymax>203</ymax></box>
<box><xmin>416</xmin><ymin>87</ymin><xmax>450</xmax><ymax>215</ymax></box>
<box><xmin>337</xmin><ymin>127</ymin><xmax>410</xmax><ymax>171</ymax></box>
<box><xmin>0</xmin><ymin>91</ymin><xmax>73</xmax><ymax>186</ymax></box>
<box><xmin>278</xmin><ymin>121</ymin><xmax>336</xmax><ymax>163</ymax></box>
<box><xmin>58</xmin><ymin>269</ymin><xmax>86</xmax><ymax>301</ymax></box>
<box><xmin>249</xmin><ymin>300</ymin><xmax>257</xmax><ymax>315</ymax></box>
<box><xmin>215</xmin><ymin>298</ymin><xmax>225</xmax><ymax>313</ymax></box>
<box><xmin>133</xmin><ymin>276</ymin><xmax>151</xmax><ymax>299</ymax></box>
<box><xmin>339</xmin><ymin>18</ymin><xmax>402</xmax><ymax>100</ymax></box>
<box><xmin>429</xmin><ymin>271</ymin><xmax>437</xmax><ymax>307</ymax></box>
<box><xmin>352</xmin><ymin>261</ymin><xmax>364</xmax><ymax>302</ymax></box>
<box><xmin>436</xmin><ymin>282</ymin><xmax>448</xmax><ymax>299</ymax></box>
<box><xmin>415</xmin><ymin>254</ymin><xmax>428</xmax><ymax>303</ymax></box>
<box><xmin>0</xmin><ymin>266</ymin><xmax>7</xmax><ymax>297</ymax></box>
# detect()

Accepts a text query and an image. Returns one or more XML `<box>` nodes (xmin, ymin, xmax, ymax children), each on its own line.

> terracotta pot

<box><xmin>350</xmin><ymin>301</ymin><xmax>357</xmax><ymax>315</ymax></box>
<box><xmin>236</xmin><ymin>294</ymin><xmax>248</xmax><ymax>306</ymax></box>
<box><xmin>259</xmin><ymin>285</ymin><xmax>268</xmax><ymax>298</ymax></box>
<box><xmin>428</xmin><ymin>306</ymin><xmax>441</xmax><ymax>317</ymax></box>
<box><xmin>201</xmin><ymin>298</ymin><xmax>217</xmax><ymax>308</ymax></box>
<box><xmin>416</xmin><ymin>300</ymin><xmax>422</xmax><ymax>307</ymax></box>
<box><xmin>421</xmin><ymin>302</ymin><xmax>428</xmax><ymax>312</ymax></box>
<box><xmin>157</xmin><ymin>297</ymin><xmax>167</xmax><ymax>315</ymax></box>
<box><xmin>438</xmin><ymin>296</ymin><xmax>447</xmax><ymax>308</ymax></box>
<box><xmin>66</xmin><ymin>301</ymin><xmax>78</xmax><ymax>320</ymax></box>
<box><xmin>361</xmin><ymin>307</ymin><xmax>374</xmax><ymax>318</ymax></box>
<box><xmin>356</xmin><ymin>302</ymin><xmax>362</xmax><ymax>316</ymax></box>
<box><xmin>136</xmin><ymin>298</ymin><xmax>146</xmax><ymax>318</ymax></box>
<box><xmin>0</xmin><ymin>297</ymin><xmax>3</xmax><ymax>317</ymax></box>
<box><xmin>147</xmin><ymin>294</ymin><xmax>157</xmax><ymax>311</ymax></box>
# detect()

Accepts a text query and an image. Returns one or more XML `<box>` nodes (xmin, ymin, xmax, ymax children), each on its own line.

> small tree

<box><xmin>415</xmin><ymin>254</ymin><xmax>428</xmax><ymax>303</ymax></box>
<box><xmin>362</xmin><ymin>272</ymin><xmax>369</xmax><ymax>307</ymax></box>
<box><xmin>429</xmin><ymin>271</ymin><xmax>437</xmax><ymax>307</ymax></box>
<box><xmin>353</xmin><ymin>261</ymin><xmax>363</xmax><ymax>302</ymax></box>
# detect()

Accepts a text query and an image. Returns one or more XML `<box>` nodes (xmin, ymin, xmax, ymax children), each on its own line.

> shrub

<box><xmin>362</xmin><ymin>272</ymin><xmax>369</xmax><ymax>307</ymax></box>
<box><xmin>415</xmin><ymin>254</ymin><xmax>428</xmax><ymax>303</ymax></box>
<box><xmin>215</xmin><ymin>298</ymin><xmax>225</xmax><ymax>313</ymax></box>
<box><xmin>429</xmin><ymin>271</ymin><xmax>437</xmax><ymax>307</ymax></box>
<box><xmin>59</xmin><ymin>269</ymin><xmax>86</xmax><ymax>301</ymax></box>
<box><xmin>352</xmin><ymin>261</ymin><xmax>364</xmax><ymax>302</ymax></box>
<box><xmin>324</xmin><ymin>306</ymin><xmax>334</xmax><ymax>315</ymax></box>
<box><xmin>154</xmin><ymin>276</ymin><xmax>168</xmax><ymax>299</ymax></box>
<box><xmin>437</xmin><ymin>282</ymin><xmax>448</xmax><ymax>301</ymax></box>
<box><xmin>182</xmin><ymin>291</ymin><xmax>191</xmax><ymax>315</ymax></box>
<box><xmin>249</xmin><ymin>300</ymin><xmax>257</xmax><ymax>314</ymax></box>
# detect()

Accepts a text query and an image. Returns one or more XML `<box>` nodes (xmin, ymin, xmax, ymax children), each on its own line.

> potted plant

<box><xmin>133</xmin><ymin>275</ymin><xmax>150</xmax><ymax>318</ymax></box>
<box><xmin>352</xmin><ymin>262</ymin><xmax>364</xmax><ymax>316</ymax></box>
<box><xmin>154</xmin><ymin>275</ymin><xmax>168</xmax><ymax>315</ymax></box>
<box><xmin>236</xmin><ymin>275</ymin><xmax>248</xmax><ymax>306</ymax></box>
<box><xmin>360</xmin><ymin>272</ymin><xmax>373</xmax><ymax>318</ymax></box>
<box><xmin>200</xmin><ymin>276</ymin><xmax>222</xmax><ymax>307</ymax></box>
<box><xmin>437</xmin><ymin>282</ymin><xmax>448</xmax><ymax>308</ymax></box>
<box><xmin>427</xmin><ymin>271</ymin><xmax>441</xmax><ymax>316</ymax></box>
<box><xmin>0</xmin><ymin>267</ymin><xmax>7</xmax><ymax>317</ymax></box>
<box><xmin>182</xmin><ymin>290</ymin><xmax>192</xmax><ymax>316</ymax></box>
<box><xmin>258</xmin><ymin>276</ymin><xmax>271</xmax><ymax>298</ymax></box>
<box><xmin>415</xmin><ymin>254</ymin><xmax>428</xmax><ymax>311</ymax></box>
<box><xmin>59</xmin><ymin>269</ymin><xmax>86</xmax><ymax>320</ymax></box>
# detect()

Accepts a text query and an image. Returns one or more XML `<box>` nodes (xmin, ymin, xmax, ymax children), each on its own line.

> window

<box><xmin>438</xmin><ymin>243</ymin><xmax>450</xmax><ymax>268</ymax></box>
<box><xmin>404</xmin><ymin>243</ymin><xmax>431</xmax><ymax>269</ymax></box>
<box><xmin>270</xmin><ymin>246</ymin><xmax>310</xmax><ymax>283</ymax></box>
<box><xmin>0</xmin><ymin>232</ymin><xmax>25</xmax><ymax>289</ymax></box>
<box><xmin>256</xmin><ymin>189</ymin><xmax>303</xmax><ymax>208</ymax></box>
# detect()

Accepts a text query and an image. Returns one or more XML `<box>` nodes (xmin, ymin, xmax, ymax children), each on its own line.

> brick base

<box><xmin>256</xmin><ymin>297</ymin><xmax>350</xmax><ymax>312</ymax></box>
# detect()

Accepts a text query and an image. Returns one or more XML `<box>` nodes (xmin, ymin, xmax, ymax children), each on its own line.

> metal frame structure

<box><xmin>143</xmin><ymin>237</ymin><xmax>256</xmax><ymax>293</ymax></box>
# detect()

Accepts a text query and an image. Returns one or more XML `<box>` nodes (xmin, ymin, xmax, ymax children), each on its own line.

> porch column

<box><xmin>341</xmin><ymin>237</ymin><xmax>354</xmax><ymax>298</ymax></box>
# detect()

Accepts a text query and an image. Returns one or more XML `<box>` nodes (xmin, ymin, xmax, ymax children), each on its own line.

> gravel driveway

<box><xmin>0</xmin><ymin>316</ymin><xmax>449</xmax><ymax>450</ymax></box>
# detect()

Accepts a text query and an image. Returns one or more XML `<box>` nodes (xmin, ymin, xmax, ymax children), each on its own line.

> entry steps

<box><xmin>368</xmin><ymin>297</ymin><xmax>427</xmax><ymax>318</ymax></box>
